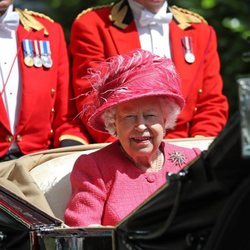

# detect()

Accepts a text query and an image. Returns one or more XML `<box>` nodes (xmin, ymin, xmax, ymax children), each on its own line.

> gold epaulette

<box><xmin>15</xmin><ymin>8</ymin><xmax>54</xmax><ymax>36</ymax></box>
<box><xmin>170</xmin><ymin>5</ymin><xmax>207</xmax><ymax>30</ymax></box>
<box><xmin>110</xmin><ymin>0</ymin><xmax>129</xmax><ymax>29</ymax></box>
<box><xmin>76</xmin><ymin>4</ymin><xmax>113</xmax><ymax>20</ymax></box>
<box><xmin>23</xmin><ymin>9</ymin><xmax>54</xmax><ymax>22</ymax></box>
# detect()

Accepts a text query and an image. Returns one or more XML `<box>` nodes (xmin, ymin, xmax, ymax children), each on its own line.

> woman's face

<box><xmin>133</xmin><ymin>0</ymin><xmax>165</xmax><ymax>13</ymax></box>
<box><xmin>115</xmin><ymin>96</ymin><xmax>166</xmax><ymax>161</ymax></box>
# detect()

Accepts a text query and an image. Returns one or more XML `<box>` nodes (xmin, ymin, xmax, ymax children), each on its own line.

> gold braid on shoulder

<box><xmin>15</xmin><ymin>8</ymin><xmax>54</xmax><ymax>36</ymax></box>
<box><xmin>76</xmin><ymin>4</ymin><xmax>113</xmax><ymax>20</ymax></box>
<box><xmin>110</xmin><ymin>0</ymin><xmax>129</xmax><ymax>29</ymax></box>
<box><xmin>170</xmin><ymin>5</ymin><xmax>207</xmax><ymax>30</ymax></box>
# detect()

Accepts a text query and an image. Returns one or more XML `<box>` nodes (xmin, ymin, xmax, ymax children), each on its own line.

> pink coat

<box><xmin>64</xmin><ymin>141</ymin><xmax>201</xmax><ymax>226</ymax></box>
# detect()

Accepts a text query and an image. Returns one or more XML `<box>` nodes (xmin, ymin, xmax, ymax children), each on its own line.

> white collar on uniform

<box><xmin>127</xmin><ymin>0</ymin><xmax>172</xmax><ymax>26</ymax></box>
<box><xmin>127</xmin><ymin>0</ymin><xmax>143</xmax><ymax>20</ymax></box>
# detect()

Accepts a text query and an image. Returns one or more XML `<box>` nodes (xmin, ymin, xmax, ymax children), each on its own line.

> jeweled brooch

<box><xmin>168</xmin><ymin>151</ymin><xmax>186</xmax><ymax>168</ymax></box>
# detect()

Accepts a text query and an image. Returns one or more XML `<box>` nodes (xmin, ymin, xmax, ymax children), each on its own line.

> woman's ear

<box><xmin>113</xmin><ymin>122</ymin><xmax>118</xmax><ymax>137</ymax></box>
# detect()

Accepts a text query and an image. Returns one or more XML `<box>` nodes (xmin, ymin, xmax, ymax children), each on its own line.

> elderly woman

<box><xmin>64</xmin><ymin>49</ymin><xmax>201</xmax><ymax>227</ymax></box>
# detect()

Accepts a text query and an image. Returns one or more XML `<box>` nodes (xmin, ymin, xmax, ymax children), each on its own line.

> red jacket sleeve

<box><xmin>69</xmin><ymin>9</ymin><xmax>117</xmax><ymax>143</ymax></box>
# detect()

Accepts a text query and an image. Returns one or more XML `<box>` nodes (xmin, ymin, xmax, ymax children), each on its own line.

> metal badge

<box><xmin>39</xmin><ymin>40</ymin><xmax>53</xmax><ymax>68</ymax></box>
<box><xmin>24</xmin><ymin>56</ymin><xmax>34</xmax><ymax>67</ymax></box>
<box><xmin>168</xmin><ymin>151</ymin><xmax>186</xmax><ymax>167</ymax></box>
<box><xmin>182</xmin><ymin>36</ymin><xmax>195</xmax><ymax>64</ymax></box>
<box><xmin>41</xmin><ymin>55</ymin><xmax>53</xmax><ymax>68</ymax></box>
<box><xmin>185</xmin><ymin>51</ymin><xmax>195</xmax><ymax>64</ymax></box>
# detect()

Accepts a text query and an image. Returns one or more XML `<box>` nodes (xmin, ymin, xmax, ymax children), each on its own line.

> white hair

<box><xmin>101</xmin><ymin>97</ymin><xmax>181</xmax><ymax>136</ymax></box>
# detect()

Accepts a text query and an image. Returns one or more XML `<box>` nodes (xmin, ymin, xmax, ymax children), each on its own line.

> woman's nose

<box><xmin>134</xmin><ymin>116</ymin><xmax>147</xmax><ymax>131</ymax></box>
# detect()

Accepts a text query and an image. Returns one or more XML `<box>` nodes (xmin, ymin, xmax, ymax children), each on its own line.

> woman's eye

<box><xmin>124</xmin><ymin>115</ymin><xmax>135</xmax><ymax>120</ymax></box>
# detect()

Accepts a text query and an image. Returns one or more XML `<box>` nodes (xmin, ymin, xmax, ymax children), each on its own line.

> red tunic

<box><xmin>70</xmin><ymin>1</ymin><xmax>229</xmax><ymax>143</ymax></box>
<box><xmin>0</xmin><ymin>10</ymin><xmax>89</xmax><ymax>157</ymax></box>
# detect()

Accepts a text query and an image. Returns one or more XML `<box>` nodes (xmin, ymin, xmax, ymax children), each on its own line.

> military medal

<box><xmin>22</xmin><ymin>39</ymin><xmax>34</xmax><ymax>67</ymax></box>
<box><xmin>39</xmin><ymin>40</ymin><xmax>53</xmax><ymax>68</ymax></box>
<box><xmin>24</xmin><ymin>56</ymin><xmax>33</xmax><ymax>67</ymax></box>
<box><xmin>33</xmin><ymin>40</ymin><xmax>42</xmax><ymax>68</ymax></box>
<box><xmin>185</xmin><ymin>51</ymin><xmax>195</xmax><ymax>64</ymax></box>
<box><xmin>168</xmin><ymin>151</ymin><xmax>186</xmax><ymax>167</ymax></box>
<box><xmin>182</xmin><ymin>36</ymin><xmax>195</xmax><ymax>64</ymax></box>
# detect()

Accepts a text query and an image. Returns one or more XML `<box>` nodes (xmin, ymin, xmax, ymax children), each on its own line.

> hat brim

<box><xmin>88</xmin><ymin>92</ymin><xmax>185</xmax><ymax>133</ymax></box>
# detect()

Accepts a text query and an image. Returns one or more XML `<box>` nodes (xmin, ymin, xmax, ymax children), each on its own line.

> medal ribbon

<box><xmin>39</xmin><ymin>40</ymin><xmax>51</xmax><ymax>56</ymax></box>
<box><xmin>33</xmin><ymin>40</ymin><xmax>40</xmax><ymax>57</ymax></box>
<box><xmin>182</xmin><ymin>36</ymin><xmax>195</xmax><ymax>63</ymax></box>
<box><xmin>22</xmin><ymin>39</ymin><xmax>33</xmax><ymax>58</ymax></box>
<box><xmin>182</xmin><ymin>36</ymin><xmax>192</xmax><ymax>53</ymax></box>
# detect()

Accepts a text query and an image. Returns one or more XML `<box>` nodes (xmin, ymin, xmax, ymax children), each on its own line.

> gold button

<box><xmin>51</xmin><ymin>108</ymin><xmax>55</xmax><ymax>113</ymax></box>
<box><xmin>50</xmin><ymin>129</ymin><xmax>54</xmax><ymax>134</ymax></box>
<box><xmin>16</xmin><ymin>135</ymin><xmax>22</xmax><ymax>142</ymax></box>
<box><xmin>51</xmin><ymin>88</ymin><xmax>56</xmax><ymax>97</ymax></box>
<box><xmin>6</xmin><ymin>135</ymin><xmax>13</xmax><ymax>142</ymax></box>
<box><xmin>194</xmin><ymin>107</ymin><xmax>198</xmax><ymax>112</ymax></box>
<box><xmin>198</xmin><ymin>89</ymin><xmax>203</xmax><ymax>94</ymax></box>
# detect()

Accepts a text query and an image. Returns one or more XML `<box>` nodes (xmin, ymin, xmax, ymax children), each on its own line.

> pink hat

<box><xmin>83</xmin><ymin>49</ymin><xmax>185</xmax><ymax>132</ymax></box>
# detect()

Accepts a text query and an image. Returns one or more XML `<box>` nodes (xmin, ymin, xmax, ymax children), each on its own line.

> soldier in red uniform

<box><xmin>70</xmin><ymin>0</ymin><xmax>229</xmax><ymax>143</ymax></box>
<box><xmin>0</xmin><ymin>0</ymin><xmax>89</xmax><ymax>161</ymax></box>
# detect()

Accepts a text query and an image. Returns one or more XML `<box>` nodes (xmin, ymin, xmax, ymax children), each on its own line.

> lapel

<box><xmin>0</xmin><ymin>98</ymin><xmax>9</xmax><ymax>131</ymax></box>
<box><xmin>0</xmin><ymin>9</ymin><xmax>50</xmax><ymax>133</ymax></box>
<box><xmin>170</xmin><ymin>21</ymin><xmax>189</xmax><ymax>78</ymax></box>
<box><xmin>169</xmin><ymin>5</ymin><xmax>206</xmax><ymax>95</ymax></box>
<box><xmin>109</xmin><ymin>0</ymin><xmax>141</xmax><ymax>53</ymax></box>
<box><xmin>169</xmin><ymin>21</ymin><xmax>198</xmax><ymax>95</ymax></box>
<box><xmin>109</xmin><ymin>21</ymin><xmax>141</xmax><ymax>54</ymax></box>
<box><xmin>0</xmin><ymin>25</ymin><xmax>35</xmax><ymax>132</ymax></box>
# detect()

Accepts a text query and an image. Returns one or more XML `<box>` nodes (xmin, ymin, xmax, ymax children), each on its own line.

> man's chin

<box><xmin>0</xmin><ymin>4</ymin><xmax>9</xmax><ymax>15</ymax></box>
<box><xmin>0</xmin><ymin>0</ymin><xmax>11</xmax><ymax>9</ymax></box>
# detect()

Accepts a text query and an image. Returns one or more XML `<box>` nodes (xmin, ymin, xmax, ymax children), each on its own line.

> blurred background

<box><xmin>15</xmin><ymin>0</ymin><xmax>250</xmax><ymax>118</ymax></box>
